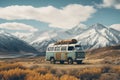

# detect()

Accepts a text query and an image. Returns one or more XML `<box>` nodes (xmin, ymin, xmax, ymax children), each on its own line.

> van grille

<box><xmin>76</xmin><ymin>52</ymin><xmax>85</xmax><ymax>58</ymax></box>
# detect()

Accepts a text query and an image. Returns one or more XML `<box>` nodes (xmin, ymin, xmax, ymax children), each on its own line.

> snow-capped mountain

<box><xmin>75</xmin><ymin>23</ymin><xmax>120</xmax><ymax>49</ymax></box>
<box><xmin>65</xmin><ymin>24</ymin><xmax>87</xmax><ymax>35</ymax></box>
<box><xmin>30</xmin><ymin>30</ymin><xmax>57</xmax><ymax>53</ymax></box>
<box><xmin>0</xmin><ymin>30</ymin><xmax>38</xmax><ymax>58</ymax></box>
<box><xmin>30</xmin><ymin>23</ymin><xmax>120</xmax><ymax>52</ymax></box>
<box><xmin>30</xmin><ymin>30</ymin><xmax>73</xmax><ymax>53</ymax></box>
<box><xmin>12</xmin><ymin>32</ymin><xmax>32</xmax><ymax>42</ymax></box>
<box><xmin>1</xmin><ymin>23</ymin><xmax>119</xmax><ymax>57</ymax></box>
<box><xmin>11</xmin><ymin>23</ymin><xmax>120</xmax><ymax>54</ymax></box>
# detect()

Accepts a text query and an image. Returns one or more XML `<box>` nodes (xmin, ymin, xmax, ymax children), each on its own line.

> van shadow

<box><xmin>53</xmin><ymin>62</ymin><xmax>91</xmax><ymax>65</ymax></box>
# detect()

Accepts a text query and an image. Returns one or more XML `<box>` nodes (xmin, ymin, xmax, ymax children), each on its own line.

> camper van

<box><xmin>45</xmin><ymin>39</ymin><xmax>85</xmax><ymax>64</ymax></box>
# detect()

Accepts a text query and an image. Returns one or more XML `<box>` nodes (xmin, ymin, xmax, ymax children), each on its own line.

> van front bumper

<box><xmin>75</xmin><ymin>58</ymin><xmax>84</xmax><ymax>61</ymax></box>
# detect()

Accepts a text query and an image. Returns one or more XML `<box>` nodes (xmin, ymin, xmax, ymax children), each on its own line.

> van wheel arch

<box><xmin>50</xmin><ymin>57</ymin><xmax>55</xmax><ymax>64</ymax></box>
<box><xmin>67</xmin><ymin>57</ymin><xmax>73</xmax><ymax>64</ymax></box>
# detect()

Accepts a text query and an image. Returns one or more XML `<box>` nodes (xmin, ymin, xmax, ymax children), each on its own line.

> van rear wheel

<box><xmin>50</xmin><ymin>58</ymin><xmax>55</xmax><ymax>64</ymax></box>
<box><xmin>68</xmin><ymin>58</ymin><xmax>73</xmax><ymax>64</ymax></box>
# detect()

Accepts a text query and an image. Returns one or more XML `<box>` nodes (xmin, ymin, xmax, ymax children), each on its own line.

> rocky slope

<box><xmin>86</xmin><ymin>45</ymin><xmax>120</xmax><ymax>64</ymax></box>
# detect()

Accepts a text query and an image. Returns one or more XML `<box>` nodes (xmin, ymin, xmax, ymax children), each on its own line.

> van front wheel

<box><xmin>68</xmin><ymin>58</ymin><xmax>73</xmax><ymax>64</ymax></box>
<box><xmin>50</xmin><ymin>58</ymin><xmax>55</xmax><ymax>64</ymax></box>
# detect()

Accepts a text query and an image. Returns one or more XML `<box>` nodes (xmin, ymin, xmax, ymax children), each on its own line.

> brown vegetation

<box><xmin>0</xmin><ymin>62</ymin><xmax>120</xmax><ymax>80</ymax></box>
<box><xmin>86</xmin><ymin>45</ymin><xmax>120</xmax><ymax>65</ymax></box>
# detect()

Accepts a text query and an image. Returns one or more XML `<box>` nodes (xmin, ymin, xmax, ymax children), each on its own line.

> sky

<box><xmin>0</xmin><ymin>0</ymin><xmax>120</xmax><ymax>34</ymax></box>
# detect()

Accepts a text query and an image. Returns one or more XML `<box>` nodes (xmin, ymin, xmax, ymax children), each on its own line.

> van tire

<box><xmin>68</xmin><ymin>58</ymin><xmax>73</xmax><ymax>64</ymax></box>
<box><xmin>50</xmin><ymin>58</ymin><xmax>55</xmax><ymax>64</ymax></box>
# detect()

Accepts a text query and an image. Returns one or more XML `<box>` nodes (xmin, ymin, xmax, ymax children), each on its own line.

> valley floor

<box><xmin>0</xmin><ymin>56</ymin><xmax>120</xmax><ymax>80</ymax></box>
<box><xmin>0</xmin><ymin>56</ymin><xmax>119</xmax><ymax>68</ymax></box>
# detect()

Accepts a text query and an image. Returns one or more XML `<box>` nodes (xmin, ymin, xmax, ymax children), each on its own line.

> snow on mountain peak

<box><xmin>0</xmin><ymin>30</ymin><xmax>5</xmax><ymax>33</ymax></box>
<box><xmin>0</xmin><ymin>30</ymin><xmax>14</xmax><ymax>38</ymax></box>
<box><xmin>90</xmin><ymin>23</ymin><xmax>107</xmax><ymax>30</ymax></box>
<box><xmin>6</xmin><ymin>23</ymin><xmax>119</xmax><ymax>53</ymax></box>
<box><xmin>74</xmin><ymin>23</ymin><xmax>120</xmax><ymax>50</ymax></box>
<box><xmin>29</xmin><ymin>23</ymin><xmax>120</xmax><ymax>52</ymax></box>
<box><xmin>66</xmin><ymin>24</ymin><xmax>87</xmax><ymax>35</ymax></box>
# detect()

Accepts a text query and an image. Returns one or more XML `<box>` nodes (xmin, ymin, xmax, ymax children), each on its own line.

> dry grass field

<box><xmin>0</xmin><ymin>45</ymin><xmax>120</xmax><ymax>80</ymax></box>
<box><xmin>0</xmin><ymin>56</ymin><xmax>120</xmax><ymax>80</ymax></box>
<box><xmin>86</xmin><ymin>45</ymin><xmax>120</xmax><ymax>65</ymax></box>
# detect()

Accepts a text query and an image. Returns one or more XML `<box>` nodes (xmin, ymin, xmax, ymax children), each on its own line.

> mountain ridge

<box><xmin>11</xmin><ymin>23</ymin><xmax>120</xmax><ymax>53</ymax></box>
<box><xmin>0</xmin><ymin>30</ymin><xmax>39</xmax><ymax>58</ymax></box>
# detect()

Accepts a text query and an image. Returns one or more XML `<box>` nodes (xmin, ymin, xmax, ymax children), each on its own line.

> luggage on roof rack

<box><xmin>54</xmin><ymin>39</ymin><xmax>77</xmax><ymax>45</ymax></box>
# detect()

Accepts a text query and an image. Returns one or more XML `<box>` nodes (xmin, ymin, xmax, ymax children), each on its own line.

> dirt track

<box><xmin>17</xmin><ymin>61</ymin><xmax>119</xmax><ymax>70</ymax></box>
<box><xmin>36</xmin><ymin>63</ymin><xmax>107</xmax><ymax>69</ymax></box>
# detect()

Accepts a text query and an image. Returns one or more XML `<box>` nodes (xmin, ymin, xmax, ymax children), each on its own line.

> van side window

<box><xmin>48</xmin><ymin>47</ymin><xmax>54</xmax><ymax>51</ymax></box>
<box><xmin>57</xmin><ymin>47</ymin><xmax>60</xmax><ymax>51</ymax></box>
<box><xmin>61</xmin><ymin>46</ymin><xmax>66</xmax><ymax>51</ymax></box>
<box><xmin>51</xmin><ymin>47</ymin><xmax>54</xmax><ymax>51</ymax></box>
<box><xmin>54</xmin><ymin>47</ymin><xmax>57</xmax><ymax>51</ymax></box>
<box><xmin>54</xmin><ymin>47</ymin><xmax>60</xmax><ymax>51</ymax></box>
<box><xmin>68</xmin><ymin>46</ymin><xmax>74</xmax><ymax>51</ymax></box>
<box><xmin>47</xmin><ymin>47</ymin><xmax>50</xmax><ymax>51</ymax></box>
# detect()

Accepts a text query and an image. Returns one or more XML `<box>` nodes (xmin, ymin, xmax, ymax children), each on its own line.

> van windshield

<box><xmin>75</xmin><ymin>45</ymin><xmax>83</xmax><ymax>50</ymax></box>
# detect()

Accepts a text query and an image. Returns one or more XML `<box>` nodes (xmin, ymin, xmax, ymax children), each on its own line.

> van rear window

<box><xmin>47</xmin><ymin>47</ymin><xmax>54</xmax><ymax>51</ymax></box>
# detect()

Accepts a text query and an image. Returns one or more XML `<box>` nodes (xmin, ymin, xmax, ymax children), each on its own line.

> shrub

<box><xmin>101</xmin><ymin>66</ymin><xmax>111</xmax><ymax>73</ymax></box>
<box><xmin>60</xmin><ymin>75</ymin><xmax>78</xmax><ymax>80</ymax></box>
<box><xmin>42</xmin><ymin>73</ymin><xmax>59</xmax><ymax>80</ymax></box>
<box><xmin>0</xmin><ymin>62</ymin><xmax>120</xmax><ymax>80</ymax></box>
<box><xmin>99</xmin><ymin>73</ymin><xmax>120</xmax><ymax>80</ymax></box>
<box><xmin>110</xmin><ymin>66</ymin><xmax>120</xmax><ymax>74</ymax></box>
<box><xmin>0</xmin><ymin>63</ymin><xmax>26</xmax><ymax>71</ymax></box>
<box><xmin>78</xmin><ymin>67</ymin><xmax>102</xmax><ymax>80</ymax></box>
<box><xmin>35</xmin><ymin>67</ymin><xmax>49</xmax><ymax>75</ymax></box>
<box><xmin>0</xmin><ymin>68</ymin><xmax>26</xmax><ymax>80</ymax></box>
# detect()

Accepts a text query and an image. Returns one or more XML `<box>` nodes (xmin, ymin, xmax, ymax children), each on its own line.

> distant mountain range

<box><xmin>0</xmin><ymin>30</ymin><xmax>38</xmax><ymax>58</ymax></box>
<box><xmin>0</xmin><ymin>23</ymin><xmax>120</xmax><ymax>57</ymax></box>
<box><xmin>24</xmin><ymin>23</ymin><xmax>120</xmax><ymax>53</ymax></box>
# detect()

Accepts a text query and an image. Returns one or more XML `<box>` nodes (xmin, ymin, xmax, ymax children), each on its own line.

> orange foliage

<box><xmin>60</xmin><ymin>75</ymin><xmax>78</xmax><ymax>80</ymax></box>
<box><xmin>0</xmin><ymin>63</ymin><xmax>120</xmax><ymax>80</ymax></box>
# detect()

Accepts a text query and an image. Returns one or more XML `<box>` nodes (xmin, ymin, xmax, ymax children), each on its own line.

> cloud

<box><xmin>109</xmin><ymin>24</ymin><xmax>120</xmax><ymax>31</ymax></box>
<box><xmin>97</xmin><ymin>0</ymin><xmax>120</xmax><ymax>9</ymax></box>
<box><xmin>0</xmin><ymin>4</ymin><xmax>96</xmax><ymax>29</ymax></box>
<box><xmin>0</xmin><ymin>22</ymin><xmax>38</xmax><ymax>32</ymax></box>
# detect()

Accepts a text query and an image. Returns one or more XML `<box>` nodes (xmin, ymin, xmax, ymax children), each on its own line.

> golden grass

<box><xmin>60</xmin><ymin>75</ymin><xmax>78</xmax><ymax>80</ymax></box>
<box><xmin>0</xmin><ymin>62</ymin><xmax>120</xmax><ymax>80</ymax></box>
